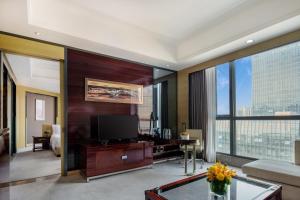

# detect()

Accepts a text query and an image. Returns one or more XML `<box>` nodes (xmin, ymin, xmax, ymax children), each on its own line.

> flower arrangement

<box><xmin>207</xmin><ymin>162</ymin><xmax>236</xmax><ymax>196</ymax></box>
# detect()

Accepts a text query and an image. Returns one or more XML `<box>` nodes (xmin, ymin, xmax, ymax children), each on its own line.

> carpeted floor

<box><xmin>0</xmin><ymin>160</ymin><xmax>243</xmax><ymax>200</ymax></box>
<box><xmin>0</xmin><ymin>150</ymin><xmax>61</xmax><ymax>184</ymax></box>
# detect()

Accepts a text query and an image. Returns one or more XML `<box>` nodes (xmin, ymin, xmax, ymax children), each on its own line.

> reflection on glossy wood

<box><xmin>67</xmin><ymin>49</ymin><xmax>153</xmax><ymax>170</ymax></box>
<box><xmin>81</xmin><ymin>142</ymin><xmax>153</xmax><ymax>178</ymax></box>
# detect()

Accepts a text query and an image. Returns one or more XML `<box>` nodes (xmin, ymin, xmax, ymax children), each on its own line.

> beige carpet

<box><xmin>0</xmin><ymin>150</ymin><xmax>60</xmax><ymax>183</ymax></box>
<box><xmin>0</xmin><ymin>161</ymin><xmax>244</xmax><ymax>200</ymax></box>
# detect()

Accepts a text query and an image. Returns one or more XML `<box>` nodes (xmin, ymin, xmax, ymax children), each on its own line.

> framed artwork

<box><xmin>35</xmin><ymin>99</ymin><xmax>45</xmax><ymax>121</ymax></box>
<box><xmin>85</xmin><ymin>78</ymin><xmax>143</xmax><ymax>104</ymax></box>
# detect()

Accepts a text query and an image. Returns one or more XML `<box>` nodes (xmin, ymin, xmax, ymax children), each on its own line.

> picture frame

<box><xmin>35</xmin><ymin>99</ymin><xmax>45</xmax><ymax>121</ymax></box>
<box><xmin>85</xmin><ymin>78</ymin><xmax>143</xmax><ymax>104</ymax></box>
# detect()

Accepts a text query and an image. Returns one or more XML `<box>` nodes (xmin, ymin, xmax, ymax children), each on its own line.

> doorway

<box><xmin>0</xmin><ymin>52</ymin><xmax>62</xmax><ymax>184</ymax></box>
<box><xmin>0</xmin><ymin>33</ymin><xmax>66</xmax><ymax>183</ymax></box>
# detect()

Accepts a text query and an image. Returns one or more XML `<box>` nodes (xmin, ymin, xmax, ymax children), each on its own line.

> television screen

<box><xmin>91</xmin><ymin>115</ymin><xmax>139</xmax><ymax>141</ymax></box>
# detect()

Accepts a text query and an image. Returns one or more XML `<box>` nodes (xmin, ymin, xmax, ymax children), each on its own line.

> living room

<box><xmin>1</xmin><ymin>0</ymin><xmax>300</xmax><ymax>200</ymax></box>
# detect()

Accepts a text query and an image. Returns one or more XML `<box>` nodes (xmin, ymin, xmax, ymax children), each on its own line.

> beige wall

<box><xmin>0</xmin><ymin>34</ymin><xmax>64</xmax><ymax>60</ymax></box>
<box><xmin>177</xmin><ymin>29</ymin><xmax>300</xmax><ymax>132</ymax></box>
<box><xmin>16</xmin><ymin>86</ymin><xmax>61</xmax><ymax>150</ymax></box>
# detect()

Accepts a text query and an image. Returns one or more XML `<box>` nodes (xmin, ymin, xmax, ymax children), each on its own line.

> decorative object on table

<box><xmin>207</xmin><ymin>162</ymin><xmax>236</xmax><ymax>197</ymax></box>
<box><xmin>85</xmin><ymin>78</ymin><xmax>143</xmax><ymax>104</ymax></box>
<box><xmin>180</xmin><ymin>131</ymin><xmax>189</xmax><ymax>140</ymax></box>
<box><xmin>163</xmin><ymin>129</ymin><xmax>171</xmax><ymax>139</ymax></box>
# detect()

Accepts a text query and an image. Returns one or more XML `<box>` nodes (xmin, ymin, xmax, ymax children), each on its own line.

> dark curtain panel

<box><xmin>0</xmin><ymin>51</ymin><xmax>2</xmax><ymax>129</ymax></box>
<box><xmin>161</xmin><ymin>81</ymin><xmax>169</xmax><ymax>131</ymax></box>
<box><xmin>189</xmin><ymin>70</ymin><xmax>208</xmax><ymax>158</ymax></box>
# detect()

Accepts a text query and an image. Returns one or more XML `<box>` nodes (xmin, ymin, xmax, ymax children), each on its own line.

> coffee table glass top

<box><xmin>156</xmin><ymin>174</ymin><xmax>280</xmax><ymax>200</ymax></box>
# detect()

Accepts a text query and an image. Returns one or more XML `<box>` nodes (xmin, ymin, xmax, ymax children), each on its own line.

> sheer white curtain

<box><xmin>205</xmin><ymin>67</ymin><xmax>216</xmax><ymax>162</ymax></box>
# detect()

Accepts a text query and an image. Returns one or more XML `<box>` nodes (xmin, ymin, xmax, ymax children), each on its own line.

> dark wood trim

<box><xmin>63</xmin><ymin>47</ymin><xmax>68</xmax><ymax>176</ymax></box>
<box><xmin>160</xmin><ymin>172</ymin><xmax>206</xmax><ymax>191</ymax></box>
<box><xmin>145</xmin><ymin>191</ymin><xmax>167</xmax><ymax>200</ymax></box>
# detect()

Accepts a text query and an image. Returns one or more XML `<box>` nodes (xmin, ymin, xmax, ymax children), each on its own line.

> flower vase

<box><xmin>210</xmin><ymin>181</ymin><xmax>228</xmax><ymax>196</ymax></box>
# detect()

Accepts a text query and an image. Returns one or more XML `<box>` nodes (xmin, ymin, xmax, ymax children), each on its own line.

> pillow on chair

<box><xmin>186</xmin><ymin>129</ymin><xmax>202</xmax><ymax>145</ymax></box>
<box><xmin>42</xmin><ymin>124</ymin><xmax>52</xmax><ymax>137</ymax></box>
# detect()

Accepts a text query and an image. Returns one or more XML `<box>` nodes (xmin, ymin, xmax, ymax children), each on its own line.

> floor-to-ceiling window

<box><xmin>216</xmin><ymin>41</ymin><xmax>300</xmax><ymax>162</ymax></box>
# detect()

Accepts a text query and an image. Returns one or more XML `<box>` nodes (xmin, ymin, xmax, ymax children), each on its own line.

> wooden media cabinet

<box><xmin>81</xmin><ymin>141</ymin><xmax>153</xmax><ymax>181</ymax></box>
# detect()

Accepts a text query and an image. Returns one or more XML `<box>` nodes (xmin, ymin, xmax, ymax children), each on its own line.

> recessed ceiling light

<box><xmin>246</xmin><ymin>39</ymin><xmax>254</xmax><ymax>44</ymax></box>
<box><xmin>34</xmin><ymin>32</ymin><xmax>41</xmax><ymax>36</ymax></box>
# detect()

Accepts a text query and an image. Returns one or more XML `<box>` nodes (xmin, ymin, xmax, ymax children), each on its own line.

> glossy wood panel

<box><xmin>67</xmin><ymin>49</ymin><xmax>153</xmax><ymax>170</ymax></box>
<box><xmin>82</xmin><ymin>142</ymin><xmax>153</xmax><ymax>177</ymax></box>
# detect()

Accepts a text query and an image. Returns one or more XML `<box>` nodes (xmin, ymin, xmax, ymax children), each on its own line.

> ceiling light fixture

<box><xmin>246</xmin><ymin>39</ymin><xmax>254</xmax><ymax>44</ymax></box>
<box><xmin>34</xmin><ymin>32</ymin><xmax>41</xmax><ymax>36</ymax></box>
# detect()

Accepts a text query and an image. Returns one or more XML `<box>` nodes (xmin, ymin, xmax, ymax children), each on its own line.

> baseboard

<box><xmin>85</xmin><ymin>165</ymin><xmax>153</xmax><ymax>182</ymax></box>
<box><xmin>67</xmin><ymin>170</ymin><xmax>81</xmax><ymax>176</ymax></box>
<box><xmin>16</xmin><ymin>146</ymin><xmax>33</xmax><ymax>153</ymax></box>
<box><xmin>153</xmin><ymin>156</ymin><xmax>180</xmax><ymax>164</ymax></box>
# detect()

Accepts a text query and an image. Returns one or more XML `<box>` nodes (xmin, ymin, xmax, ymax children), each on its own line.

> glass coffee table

<box><xmin>145</xmin><ymin>173</ymin><xmax>282</xmax><ymax>200</ymax></box>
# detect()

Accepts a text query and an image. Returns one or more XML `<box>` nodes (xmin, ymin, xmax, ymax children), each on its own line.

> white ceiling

<box><xmin>5</xmin><ymin>53</ymin><xmax>60</xmax><ymax>93</ymax></box>
<box><xmin>70</xmin><ymin>0</ymin><xmax>249</xmax><ymax>41</ymax></box>
<box><xmin>1</xmin><ymin>0</ymin><xmax>300</xmax><ymax>70</ymax></box>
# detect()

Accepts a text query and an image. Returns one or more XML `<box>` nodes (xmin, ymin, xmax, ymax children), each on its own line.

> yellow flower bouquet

<box><xmin>207</xmin><ymin>162</ymin><xmax>236</xmax><ymax>196</ymax></box>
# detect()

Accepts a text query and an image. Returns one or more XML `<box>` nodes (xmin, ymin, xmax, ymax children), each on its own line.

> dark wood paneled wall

<box><xmin>67</xmin><ymin>49</ymin><xmax>153</xmax><ymax>170</ymax></box>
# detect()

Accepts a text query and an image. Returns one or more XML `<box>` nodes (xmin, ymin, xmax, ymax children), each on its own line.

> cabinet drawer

<box><xmin>95</xmin><ymin>149</ymin><xmax>124</xmax><ymax>170</ymax></box>
<box><xmin>124</xmin><ymin>149</ymin><xmax>144</xmax><ymax>164</ymax></box>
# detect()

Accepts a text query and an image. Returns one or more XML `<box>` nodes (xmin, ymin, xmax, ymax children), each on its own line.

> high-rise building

<box><xmin>251</xmin><ymin>42</ymin><xmax>300</xmax><ymax>115</ymax></box>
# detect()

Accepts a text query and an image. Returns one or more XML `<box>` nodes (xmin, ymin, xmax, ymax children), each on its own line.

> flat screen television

<box><xmin>91</xmin><ymin>115</ymin><xmax>139</xmax><ymax>142</ymax></box>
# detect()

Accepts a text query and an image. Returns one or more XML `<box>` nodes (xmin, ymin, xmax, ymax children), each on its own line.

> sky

<box><xmin>216</xmin><ymin>57</ymin><xmax>252</xmax><ymax>115</ymax></box>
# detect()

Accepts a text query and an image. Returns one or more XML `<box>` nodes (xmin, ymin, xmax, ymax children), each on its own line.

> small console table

<box><xmin>81</xmin><ymin>141</ymin><xmax>153</xmax><ymax>182</ymax></box>
<box><xmin>32</xmin><ymin>136</ymin><xmax>50</xmax><ymax>152</ymax></box>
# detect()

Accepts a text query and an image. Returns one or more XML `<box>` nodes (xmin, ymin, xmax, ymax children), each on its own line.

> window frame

<box><xmin>216</xmin><ymin>47</ymin><xmax>300</xmax><ymax>159</ymax></box>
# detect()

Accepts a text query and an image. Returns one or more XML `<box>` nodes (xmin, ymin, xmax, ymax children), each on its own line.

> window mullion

<box><xmin>229</xmin><ymin>61</ymin><xmax>236</xmax><ymax>155</ymax></box>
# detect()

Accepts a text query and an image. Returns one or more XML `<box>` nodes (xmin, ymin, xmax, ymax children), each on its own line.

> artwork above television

<box><xmin>85</xmin><ymin>78</ymin><xmax>143</xmax><ymax>104</ymax></box>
